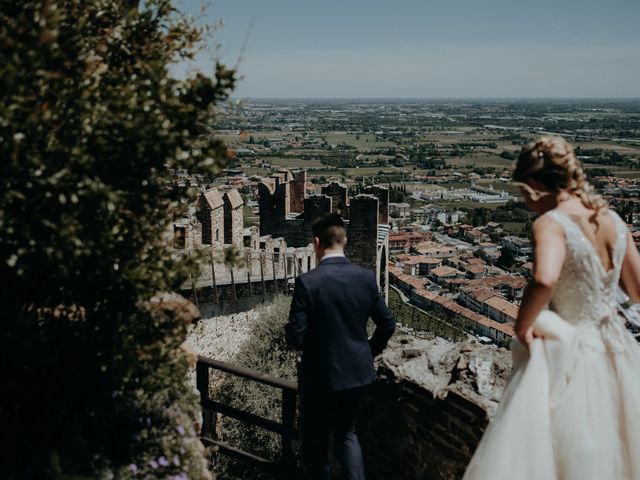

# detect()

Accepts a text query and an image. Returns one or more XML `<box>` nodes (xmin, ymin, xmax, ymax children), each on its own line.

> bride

<box><xmin>463</xmin><ymin>136</ymin><xmax>640</xmax><ymax>480</ymax></box>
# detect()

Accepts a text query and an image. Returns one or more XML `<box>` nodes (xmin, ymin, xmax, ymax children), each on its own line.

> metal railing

<box><xmin>196</xmin><ymin>356</ymin><xmax>299</xmax><ymax>478</ymax></box>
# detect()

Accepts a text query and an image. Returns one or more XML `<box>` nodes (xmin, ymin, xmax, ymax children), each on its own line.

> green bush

<box><xmin>0</xmin><ymin>1</ymin><xmax>234</xmax><ymax>478</ymax></box>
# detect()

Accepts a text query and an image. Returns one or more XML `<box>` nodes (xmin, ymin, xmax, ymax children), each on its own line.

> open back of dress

<box><xmin>463</xmin><ymin>208</ymin><xmax>640</xmax><ymax>480</ymax></box>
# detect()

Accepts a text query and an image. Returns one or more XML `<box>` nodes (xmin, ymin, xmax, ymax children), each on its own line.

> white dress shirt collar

<box><xmin>320</xmin><ymin>252</ymin><xmax>346</xmax><ymax>262</ymax></box>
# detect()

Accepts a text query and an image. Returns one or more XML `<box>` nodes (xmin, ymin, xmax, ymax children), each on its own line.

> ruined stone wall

<box><xmin>290</xmin><ymin>170</ymin><xmax>307</xmax><ymax>213</ymax></box>
<box><xmin>274</xmin><ymin>181</ymin><xmax>290</xmax><ymax>223</ymax></box>
<box><xmin>321</xmin><ymin>181</ymin><xmax>349</xmax><ymax>216</ymax></box>
<box><xmin>347</xmin><ymin>195</ymin><xmax>379</xmax><ymax>271</ymax></box>
<box><xmin>273</xmin><ymin>218</ymin><xmax>309</xmax><ymax>248</ymax></box>
<box><xmin>243</xmin><ymin>226</ymin><xmax>260</xmax><ymax>251</ymax></box>
<box><xmin>189</xmin><ymin>222</ymin><xmax>203</xmax><ymax>250</ymax></box>
<box><xmin>174</xmin><ymin>220</ymin><xmax>202</xmax><ymax>250</ymax></box>
<box><xmin>358</xmin><ymin>335</ymin><xmax>511</xmax><ymax>480</ymax></box>
<box><xmin>304</xmin><ymin>195</ymin><xmax>332</xmax><ymax>226</ymax></box>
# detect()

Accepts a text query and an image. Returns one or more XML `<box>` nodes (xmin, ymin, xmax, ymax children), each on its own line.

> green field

<box><xmin>323</xmin><ymin>133</ymin><xmax>395</xmax><ymax>149</ymax></box>
<box><xmin>269</xmin><ymin>157</ymin><xmax>325</xmax><ymax>168</ymax></box>
<box><xmin>445</xmin><ymin>155</ymin><xmax>513</xmax><ymax>169</ymax></box>
<box><xmin>501</xmin><ymin>222</ymin><xmax>528</xmax><ymax>235</ymax></box>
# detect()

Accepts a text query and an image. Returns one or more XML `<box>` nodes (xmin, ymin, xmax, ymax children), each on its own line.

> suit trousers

<box><xmin>299</xmin><ymin>384</ymin><xmax>367</xmax><ymax>480</ymax></box>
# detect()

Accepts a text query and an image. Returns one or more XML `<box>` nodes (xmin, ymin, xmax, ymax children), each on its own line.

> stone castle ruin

<box><xmin>173</xmin><ymin>169</ymin><xmax>390</xmax><ymax>307</ymax></box>
<box><xmin>258</xmin><ymin>171</ymin><xmax>390</xmax><ymax>298</ymax></box>
<box><xmin>173</xmin><ymin>183</ymin><xmax>315</xmax><ymax>314</ymax></box>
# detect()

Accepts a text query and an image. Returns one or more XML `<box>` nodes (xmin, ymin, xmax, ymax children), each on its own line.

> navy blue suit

<box><xmin>285</xmin><ymin>256</ymin><xmax>396</xmax><ymax>479</ymax></box>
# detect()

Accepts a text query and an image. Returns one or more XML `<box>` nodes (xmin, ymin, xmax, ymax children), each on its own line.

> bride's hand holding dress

<box><xmin>514</xmin><ymin>214</ymin><xmax>566</xmax><ymax>349</ymax></box>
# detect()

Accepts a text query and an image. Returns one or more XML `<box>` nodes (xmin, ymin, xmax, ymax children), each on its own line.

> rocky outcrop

<box><xmin>358</xmin><ymin>335</ymin><xmax>512</xmax><ymax>480</ymax></box>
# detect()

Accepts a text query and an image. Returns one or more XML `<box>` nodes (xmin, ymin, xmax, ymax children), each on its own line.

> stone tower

<box><xmin>347</xmin><ymin>194</ymin><xmax>379</xmax><ymax>271</ymax></box>
<box><xmin>321</xmin><ymin>181</ymin><xmax>349</xmax><ymax>216</ymax></box>
<box><xmin>304</xmin><ymin>195</ymin><xmax>332</xmax><ymax>227</ymax></box>
<box><xmin>364</xmin><ymin>185</ymin><xmax>389</xmax><ymax>224</ymax></box>
<box><xmin>290</xmin><ymin>170</ymin><xmax>307</xmax><ymax>213</ymax></box>
<box><xmin>222</xmin><ymin>189</ymin><xmax>244</xmax><ymax>247</ymax></box>
<box><xmin>272</xmin><ymin>170</ymin><xmax>292</xmax><ymax>220</ymax></box>
<box><xmin>196</xmin><ymin>188</ymin><xmax>224</xmax><ymax>248</ymax></box>
<box><xmin>258</xmin><ymin>179</ymin><xmax>276</xmax><ymax>236</ymax></box>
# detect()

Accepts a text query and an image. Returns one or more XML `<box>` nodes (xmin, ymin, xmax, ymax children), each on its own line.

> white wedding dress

<box><xmin>463</xmin><ymin>209</ymin><xmax>640</xmax><ymax>480</ymax></box>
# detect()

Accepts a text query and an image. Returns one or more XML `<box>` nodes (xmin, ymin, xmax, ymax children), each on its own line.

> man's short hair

<box><xmin>311</xmin><ymin>213</ymin><xmax>346</xmax><ymax>249</ymax></box>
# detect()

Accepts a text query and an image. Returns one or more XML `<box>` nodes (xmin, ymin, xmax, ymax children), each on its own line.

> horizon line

<box><xmin>233</xmin><ymin>96</ymin><xmax>640</xmax><ymax>101</ymax></box>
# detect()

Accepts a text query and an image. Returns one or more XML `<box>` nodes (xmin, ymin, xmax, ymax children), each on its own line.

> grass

<box><xmin>501</xmin><ymin>222</ymin><xmax>528</xmax><ymax>235</ymax></box>
<box><xmin>323</xmin><ymin>133</ymin><xmax>395</xmax><ymax>149</ymax></box>
<box><xmin>445</xmin><ymin>156</ymin><xmax>513</xmax><ymax>169</ymax></box>
<box><xmin>269</xmin><ymin>157</ymin><xmax>325</xmax><ymax>168</ymax></box>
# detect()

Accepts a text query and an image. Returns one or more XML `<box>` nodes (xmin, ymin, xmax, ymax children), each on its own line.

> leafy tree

<box><xmin>499</xmin><ymin>150</ymin><xmax>518</xmax><ymax>160</ymax></box>
<box><xmin>497</xmin><ymin>249</ymin><xmax>517</xmax><ymax>270</ymax></box>
<box><xmin>0</xmin><ymin>1</ymin><xmax>235</xmax><ymax>478</ymax></box>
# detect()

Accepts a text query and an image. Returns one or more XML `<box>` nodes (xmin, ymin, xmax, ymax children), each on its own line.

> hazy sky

<box><xmin>176</xmin><ymin>0</ymin><xmax>640</xmax><ymax>99</ymax></box>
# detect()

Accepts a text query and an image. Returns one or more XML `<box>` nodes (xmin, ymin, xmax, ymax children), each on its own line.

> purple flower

<box><xmin>149</xmin><ymin>459</ymin><xmax>159</xmax><ymax>469</ymax></box>
<box><xmin>176</xmin><ymin>425</ymin><xmax>185</xmax><ymax>435</ymax></box>
<box><xmin>169</xmin><ymin>474</ymin><xmax>188</xmax><ymax>480</ymax></box>
<box><xmin>172</xmin><ymin>455</ymin><xmax>180</xmax><ymax>466</ymax></box>
<box><xmin>128</xmin><ymin>464</ymin><xmax>138</xmax><ymax>474</ymax></box>
<box><xmin>158</xmin><ymin>456</ymin><xmax>169</xmax><ymax>467</ymax></box>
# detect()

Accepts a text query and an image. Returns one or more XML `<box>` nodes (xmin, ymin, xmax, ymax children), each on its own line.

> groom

<box><xmin>285</xmin><ymin>213</ymin><xmax>396</xmax><ymax>479</ymax></box>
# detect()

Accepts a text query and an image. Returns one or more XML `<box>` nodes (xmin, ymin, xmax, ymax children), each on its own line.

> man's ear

<box><xmin>343</xmin><ymin>236</ymin><xmax>348</xmax><ymax>247</ymax></box>
<box><xmin>313</xmin><ymin>236</ymin><xmax>320</xmax><ymax>249</ymax></box>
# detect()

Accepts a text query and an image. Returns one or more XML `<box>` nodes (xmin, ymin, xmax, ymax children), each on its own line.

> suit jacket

<box><xmin>285</xmin><ymin>256</ymin><xmax>396</xmax><ymax>392</ymax></box>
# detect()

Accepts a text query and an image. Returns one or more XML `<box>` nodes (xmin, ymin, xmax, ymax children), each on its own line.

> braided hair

<box><xmin>512</xmin><ymin>136</ymin><xmax>607</xmax><ymax>213</ymax></box>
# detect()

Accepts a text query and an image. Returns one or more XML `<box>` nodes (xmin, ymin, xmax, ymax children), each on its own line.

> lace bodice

<box><xmin>544</xmin><ymin>209</ymin><xmax>629</xmax><ymax>352</ymax></box>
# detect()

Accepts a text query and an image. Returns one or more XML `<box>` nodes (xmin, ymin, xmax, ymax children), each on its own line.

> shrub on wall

<box><xmin>0</xmin><ymin>1</ymin><xmax>234</xmax><ymax>478</ymax></box>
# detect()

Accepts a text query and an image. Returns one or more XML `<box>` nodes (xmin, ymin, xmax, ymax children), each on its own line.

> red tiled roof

<box><xmin>202</xmin><ymin>188</ymin><xmax>224</xmax><ymax>209</ymax></box>
<box><xmin>430</xmin><ymin>266</ymin><xmax>461</xmax><ymax>277</ymax></box>
<box><xmin>484</xmin><ymin>296</ymin><xmax>519</xmax><ymax>319</ymax></box>
<box><xmin>223</xmin><ymin>189</ymin><xmax>244</xmax><ymax>209</ymax></box>
<box><xmin>465</xmin><ymin>265</ymin><xmax>486</xmax><ymax>274</ymax></box>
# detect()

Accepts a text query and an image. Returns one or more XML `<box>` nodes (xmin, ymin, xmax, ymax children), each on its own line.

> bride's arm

<box><xmin>620</xmin><ymin>231</ymin><xmax>640</xmax><ymax>302</ymax></box>
<box><xmin>515</xmin><ymin>216</ymin><xmax>566</xmax><ymax>347</ymax></box>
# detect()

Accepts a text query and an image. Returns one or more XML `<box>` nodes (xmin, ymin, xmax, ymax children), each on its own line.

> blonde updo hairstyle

<box><xmin>512</xmin><ymin>135</ymin><xmax>607</xmax><ymax>213</ymax></box>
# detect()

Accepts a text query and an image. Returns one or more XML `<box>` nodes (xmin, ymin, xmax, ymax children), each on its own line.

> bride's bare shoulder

<box><xmin>532</xmin><ymin>212</ymin><xmax>565</xmax><ymax>236</ymax></box>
